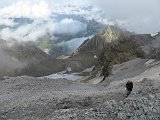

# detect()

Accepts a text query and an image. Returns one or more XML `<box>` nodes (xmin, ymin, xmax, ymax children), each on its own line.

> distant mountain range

<box><xmin>0</xmin><ymin>5</ymin><xmax>106</xmax><ymax>57</ymax></box>
<box><xmin>1</xmin><ymin>5</ymin><xmax>160</xmax><ymax>79</ymax></box>
<box><xmin>0</xmin><ymin>25</ymin><xmax>160</xmax><ymax>79</ymax></box>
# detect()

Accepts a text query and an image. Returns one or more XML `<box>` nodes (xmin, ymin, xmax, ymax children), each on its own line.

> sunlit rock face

<box><xmin>102</xmin><ymin>26</ymin><xmax>122</xmax><ymax>42</ymax></box>
<box><xmin>74</xmin><ymin>26</ymin><xmax>130</xmax><ymax>54</ymax></box>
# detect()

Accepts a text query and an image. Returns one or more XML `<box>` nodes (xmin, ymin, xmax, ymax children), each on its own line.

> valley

<box><xmin>0</xmin><ymin>1</ymin><xmax>160</xmax><ymax>119</ymax></box>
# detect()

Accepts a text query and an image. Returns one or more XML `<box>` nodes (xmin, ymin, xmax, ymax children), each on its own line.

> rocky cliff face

<box><xmin>1</xmin><ymin>26</ymin><xmax>159</xmax><ymax>79</ymax></box>
<box><xmin>72</xmin><ymin>27</ymin><xmax>160</xmax><ymax>78</ymax></box>
<box><xmin>82</xmin><ymin>31</ymin><xmax>160</xmax><ymax>83</ymax></box>
<box><xmin>76</xmin><ymin>26</ymin><xmax>145</xmax><ymax>80</ymax></box>
<box><xmin>93</xmin><ymin>35</ymin><xmax>145</xmax><ymax>78</ymax></box>
<box><xmin>74</xmin><ymin>26</ymin><xmax>130</xmax><ymax>55</ymax></box>
<box><xmin>69</xmin><ymin>26</ymin><xmax>130</xmax><ymax>73</ymax></box>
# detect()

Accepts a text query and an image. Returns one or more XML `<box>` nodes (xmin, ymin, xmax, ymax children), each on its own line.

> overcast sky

<box><xmin>0</xmin><ymin>0</ymin><xmax>160</xmax><ymax>33</ymax></box>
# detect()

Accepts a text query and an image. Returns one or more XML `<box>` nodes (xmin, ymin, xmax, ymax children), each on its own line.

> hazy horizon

<box><xmin>0</xmin><ymin>0</ymin><xmax>159</xmax><ymax>35</ymax></box>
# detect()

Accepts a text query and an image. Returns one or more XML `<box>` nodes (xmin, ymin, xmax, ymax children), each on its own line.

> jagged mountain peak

<box><xmin>101</xmin><ymin>26</ymin><xmax>120</xmax><ymax>42</ymax></box>
<box><xmin>73</xmin><ymin>26</ymin><xmax>131</xmax><ymax>55</ymax></box>
<box><xmin>100</xmin><ymin>25</ymin><xmax>130</xmax><ymax>43</ymax></box>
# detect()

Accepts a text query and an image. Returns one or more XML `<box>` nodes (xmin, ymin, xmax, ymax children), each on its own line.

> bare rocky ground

<box><xmin>0</xmin><ymin>58</ymin><xmax>160</xmax><ymax>120</ymax></box>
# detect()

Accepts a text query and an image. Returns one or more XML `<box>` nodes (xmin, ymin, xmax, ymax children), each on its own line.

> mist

<box><xmin>90</xmin><ymin>0</ymin><xmax>160</xmax><ymax>33</ymax></box>
<box><xmin>1</xmin><ymin>0</ymin><xmax>160</xmax><ymax>35</ymax></box>
<box><xmin>0</xmin><ymin>1</ymin><xmax>52</xmax><ymax>18</ymax></box>
<box><xmin>58</xmin><ymin>35</ymin><xmax>93</xmax><ymax>53</ymax></box>
<box><xmin>0</xmin><ymin>18</ymin><xmax>87</xmax><ymax>42</ymax></box>
<box><xmin>0</xmin><ymin>46</ymin><xmax>26</xmax><ymax>77</ymax></box>
<box><xmin>0</xmin><ymin>18</ymin><xmax>16</xmax><ymax>26</ymax></box>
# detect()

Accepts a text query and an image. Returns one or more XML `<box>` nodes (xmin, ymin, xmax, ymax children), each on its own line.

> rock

<box><xmin>65</xmin><ymin>67</ymin><xmax>72</xmax><ymax>74</ymax></box>
<box><xmin>89</xmin><ymin>32</ymin><xmax>145</xmax><ymax>82</ymax></box>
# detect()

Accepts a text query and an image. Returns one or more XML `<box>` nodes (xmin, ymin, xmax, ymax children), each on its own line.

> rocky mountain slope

<box><xmin>74</xmin><ymin>26</ymin><xmax>132</xmax><ymax>52</ymax></box>
<box><xmin>0</xmin><ymin>39</ymin><xmax>98</xmax><ymax>78</ymax></box>
<box><xmin>61</xmin><ymin>26</ymin><xmax>132</xmax><ymax>74</ymax></box>
<box><xmin>76</xmin><ymin>26</ymin><xmax>160</xmax><ymax>82</ymax></box>
<box><xmin>46</xmin><ymin>26</ymin><xmax>160</xmax><ymax>77</ymax></box>
<box><xmin>0</xmin><ymin>40</ymin><xmax>64</xmax><ymax>78</ymax></box>
<box><xmin>1</xmin><ymin>26</ymin><xmax>159</xmax><ymax>79</ymax></box>
<box><xmin>0</xmin><ymin>26</ymin><xmax>160</xmax><ymax>120</ymax></box>
<box><xmin>0</xmin><ymin>58</ymin><xmax>160</xmax><ymax>120</ymax></box>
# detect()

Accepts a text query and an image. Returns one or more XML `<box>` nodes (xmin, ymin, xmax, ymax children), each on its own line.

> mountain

<box><xmin>74</xmin><ymin>26</ymin><xmax>130</xmax><ymax>54</ymax></box>
<box><xmin>1</xmin><ymin>17</ymin><xmax>105</xmax><ymax>57</ymax></box>
<box><xmin>0</xmin><ymin>5</ymin><xmax>106</xmax><ymax>57</ymax></box>
<box><xmin>76</xmin><ymin>26</ymin><xmax>160</xmax><ymax>83</ymax></box>
<box><xmin>1</xmin><ymin>53</ymin><xmax>160</xmax><ymax>120</ymax></box>
<box><xmin>36</xmin><ymin>19</ymin><xmax>105</xmax><ymax>57</ymax></box>
<box><xmin>1</xmin><ymin>26</ymin><xmax>160</xmax><ymax>120</ymax></box>
<box><xmin>0</xmin><ymin>40</ymin><xmax>63</xmax><ymax>78</ymax></box>
<box><xmin>1</xmin><ymin>26</ymin><xmax>159</xmax><ymax>79</ymax></box>
<box><xmin>51</xmin><ymin>26</ymin><xmax>139</xmax><ymax>75</ymax></box>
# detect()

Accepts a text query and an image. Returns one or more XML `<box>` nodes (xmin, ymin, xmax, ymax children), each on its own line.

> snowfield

<box><xmin>41</xmin><ymin>72</ymin><xmax>82</xmax><ymax>81</ymax></box>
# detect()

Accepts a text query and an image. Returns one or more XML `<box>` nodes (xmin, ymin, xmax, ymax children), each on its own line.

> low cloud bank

<box><xmin>1</xmin><ymin>0</ymin><xmax>160</xmax><ymax>35</ymax></box>
<box><xmin>0</xmin><ymin>1</ymin><xmax>87</xmax><ymax>42</ymax></box>
<box><xmin>0</xmin><ymin>1</ymin><xmax>51</xmax><ymax>18</ymax></box>
<box><xmin>0</xmin><ymin>18</ymin><xmax>87</xmax><ymax>42</ymax></box>
<box><xmin>91</xmin><ymin>0</ymin><xmax>160</xmax><ymax>33</ymax></box>
<box><xmin>58</xmin><ymin>35</ymin><xmax>93</xmax><ymax>53</ymax></box>
<box><xmin>0</xmin><ymin>18</ymin><xmax>16</xmax><ymax>26</ymax></box>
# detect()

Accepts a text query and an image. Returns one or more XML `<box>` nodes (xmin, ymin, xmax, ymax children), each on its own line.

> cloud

<box><xmin>0</xmin><ymin>18</ymin><xmax>87</xmax><ymax>42</ymax></box>
<box><xmin>0</xmin><ymin>18</ymin><xmax>17</xmax><ymax>26</ymax></box>
<box><xmin>1</xmin><ymin>0</ymin><xmax>159</xmax><ymax>34</ymax></box>
<box><xmin>47</xmin><ymin>0</ymin><xmax>89</xmax><ymax>6</ymax></box>
<box><xmin>53</xmin><ymin>18</ymin><xmax>87</xmax><ymax>34</ymax></box>
<box><xmin>0</xmin><ymin>0</ymin><xmax>52</xmax><ymax>18</ymax></box>
<box><xmin>58</xmin><ymin>35</ymin><xmax>93</xmax><ymax>53</ymax></box>
<box><xmin>90</xmin><ymin>0</ymin><xmax>160</xmax><ymax>33</ymax></box>
<box><xmin>0</xmin><ymin>0</ymin><xmax>89</xmax><ymax>18</ymax></box>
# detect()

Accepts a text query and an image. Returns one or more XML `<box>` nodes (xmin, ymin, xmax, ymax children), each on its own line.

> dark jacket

<box><xmin>126</xmin><ymin>81</ymin><xmax>133</xmax><ymax>91</ymax></box>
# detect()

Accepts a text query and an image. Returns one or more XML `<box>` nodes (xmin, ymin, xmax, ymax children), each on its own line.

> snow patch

<box><xmin>41</xmin><ymin>67</ymin><xmax>94</xmax><ymax>81</ymax></box>
<box><xmin>151</xmin><ymin>32</ymin><xmax>158</xmax><ymax>37</ymax></box>
<box><xmin>82</xmin><ymin>66</ymin><xmax>94</xmax><ymax>73</ymax></box>
<box><xmin>41</xmin><ymin>72</ymin><xmax>82</xmax><ymax>81</ymax></box>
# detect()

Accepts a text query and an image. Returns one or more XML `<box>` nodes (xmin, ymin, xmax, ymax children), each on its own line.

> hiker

<box><xmin>102</xmin><ymin>65</ymin><xmax>109</xmax><ymax>81</ymax></box>
<box><xmin>125</xmin><ymin>80</ymin><xmax>133</xmax><ymax>97</ymax></box>
<box><xmin>102</xmin><ymin>64</ymin><xmax>112</xmax><ymax>82</ymax></box>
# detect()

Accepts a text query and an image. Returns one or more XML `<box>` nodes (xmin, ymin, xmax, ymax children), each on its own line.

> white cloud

<box><xmin>0</xmin><ymin>0</ymin><xmax>52</xmax><ymax>18</ymax></box>
<box><xmin>0</xmin><ymin>28</ymin><xmax>22</xmax><ymax>40</ymax></box>
<box><xmin>90</xmin><ymin>0</ymin><xmax>160</xmax><ymax>33</ymax></box>
<box><xmin>1</xmin><ymin>0</ymin><xmax>159</xmax><ymax>34</ymax></box>
<box><xmin>58</xmin><ymin>35</ymin><xmax>93</xmax><ymax>53</ymax></box>
<box><xmin>0</xmin><ymin>18</ymin><xmax>16</xmax><ymax>26</ymax></box>
<box><xmin>47</xmin><ymin>0</ymin><xmax>89</xmax><ymax>6</ymax></box>
<box><xmin>0</xmin><ymin>0</ymin><xmax>89</xmax><ymax>18</ymax></box>
<box><xmin>0</xmin><ymin>0</ymin><xmax>88</xmax><ymax>42</ymax></box>
<box><xmin>0</xmin><ymin>18</ymin><xmax>87</xmax><ymax>42</ymax></box>
<box><xmin>53</xmin><ymin>18</ymin><xmax>87</xmax><ymax>34</ymax></box>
